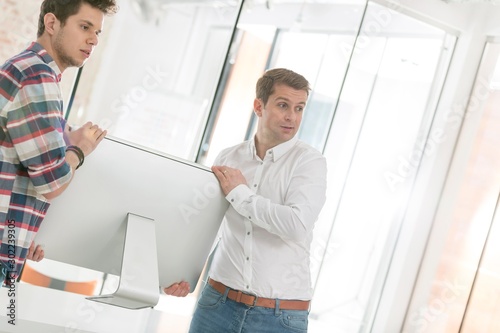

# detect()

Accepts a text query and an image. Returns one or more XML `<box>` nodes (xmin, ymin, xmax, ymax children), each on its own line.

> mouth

<box><xmin>281</xmin><ymin>125</ymin><xmax>294</xmax><ymax>131</ymax></box>
<box><xmin>81</xmin><ymin>49</ymin><xmax>91</xmax><ymax>58</ymax></box>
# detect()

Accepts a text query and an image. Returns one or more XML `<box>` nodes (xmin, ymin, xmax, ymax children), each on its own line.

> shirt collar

<box><xmin>250</xmin><ymin>136</ymin><xmax>298</xmax><ymax>162</ymax></box>
<box><xmin>27</xmin><ymin>42</ymin><xmax>62</xmax><ymax>82</ymax></box>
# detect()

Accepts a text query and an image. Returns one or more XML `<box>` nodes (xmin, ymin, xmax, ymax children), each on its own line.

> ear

<box><xmin>253</xmin><ymin>98</ymin><xmax>264</xmax><ymax>117</ymax></box>
<box><xmin>43</xmin><ymin>13</ymin><xmax>60</xmax><ymax>36</ymax></box>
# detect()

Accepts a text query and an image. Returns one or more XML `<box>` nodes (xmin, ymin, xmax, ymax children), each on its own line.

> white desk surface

<box><xmin>0</xmin><ymin>283</ymin><xmax>192</xmax><ymax>333</ymax></box>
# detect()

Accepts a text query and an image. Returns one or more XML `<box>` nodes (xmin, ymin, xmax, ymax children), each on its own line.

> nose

<box><xmin>88</xmin><ymin>34</ymin><xmax>99</xmax><ymax>47</ymax></box>
<box><xmin>285</xmin><ymin>110</ymin><xmax>295</xmax><ymax>121</ymax></box>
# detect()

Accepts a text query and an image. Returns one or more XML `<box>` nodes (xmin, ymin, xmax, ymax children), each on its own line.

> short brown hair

<box><xmin>256</xmin><ymin>68</ymin><xmax>310</xmax><ymax>105</ymax></box>
<box><xmin>37</xmin><ymin>0</ymin><xmax>119</xmax><ymax>37</ymax></box>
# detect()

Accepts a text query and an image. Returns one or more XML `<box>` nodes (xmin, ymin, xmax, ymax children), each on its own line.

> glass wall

<box><xmin>195</xmin><ymin>1</ymin><xmax>455</xmax><ymax>331</ymax></box>
<box><xmin>403</xmin><ymin>41</ymin><xmax>500</xmax><ymax>333</ymax></box>
<box><xmin>67</xmin><ymin>0</ymin><xmax>242</xmax><ymax>160</ymax></box>
<box><xmin>198</xmin><ymin>0</ymin><xmax>369</xmax><ymax>165</ymax></box>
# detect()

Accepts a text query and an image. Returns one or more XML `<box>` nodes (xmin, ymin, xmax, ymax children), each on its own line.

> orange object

<box><xmin>20</xmin><ymin>264</ymin><xmax>97</xmax><ymax>296</ymax></box>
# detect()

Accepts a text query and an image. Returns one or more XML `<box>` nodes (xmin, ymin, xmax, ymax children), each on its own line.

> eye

<box><xmin>296</xmin><ymin>106</ymin><xmax>304</xmax><ymax>112</ymax></box>
<box><xmin>278</xmin><ymin>102</ymin><xmax>287</xmax><ymax>109</ymax></box>
<box><xmin>81</xmin><ymin>25</ymin><xmax>89</xmax><ymax>31</ymax></box>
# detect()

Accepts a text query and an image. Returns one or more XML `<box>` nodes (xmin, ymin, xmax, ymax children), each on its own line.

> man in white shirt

<box><xmin>188</xmin><ymin>68</ymin><xmax>327</xmax><ymax>333</ymax></box>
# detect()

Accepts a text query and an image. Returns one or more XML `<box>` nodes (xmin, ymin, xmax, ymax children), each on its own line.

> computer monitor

<box><xmin>35</xmin><ymin>136</ymin><xmax>228</xmax><ymax>309</ymax></box>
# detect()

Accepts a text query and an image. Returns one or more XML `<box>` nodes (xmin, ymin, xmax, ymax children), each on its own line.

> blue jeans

<box><xmin>189</xmin><ymin>283</ymin><xmax>309</xmax><ymax>333</ymax></box>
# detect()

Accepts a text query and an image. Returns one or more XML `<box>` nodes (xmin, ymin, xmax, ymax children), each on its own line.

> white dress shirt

<box><xmin>209</xmin><ymin>136</ymin><xmax>327</xmax><ymax>300</ymax></box>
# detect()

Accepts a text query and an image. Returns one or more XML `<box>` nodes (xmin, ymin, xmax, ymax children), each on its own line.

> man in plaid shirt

<box><xmin>0</xmin><ymin>0</ymin><xmax>118</xmax><ymax>285</ymax></box>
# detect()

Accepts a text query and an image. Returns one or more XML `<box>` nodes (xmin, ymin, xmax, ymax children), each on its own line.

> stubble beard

<box><xmin>54</xmin><ymin>30</ymin><xmax>85</xmax><ymax>69</ymax></box>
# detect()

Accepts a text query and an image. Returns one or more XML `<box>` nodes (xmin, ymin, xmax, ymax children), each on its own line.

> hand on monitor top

<box><xmin>163</xmin><ymin>281</ymin><xmax>190</xmax><ymax>297</ymax></box>
<box><xmin>26</xmin><ymin>242</ymin><xmax>44</xmax><ymax>262</ymax></box>
<box><xmin>65</xmin><ymin>121</ymin><xmax>107</xmax><ymax>157</ymax></box>
<box><xmin>211</xmin><ymin>165</ymin><xmax>247</xmax><ymax>196</ymax></box>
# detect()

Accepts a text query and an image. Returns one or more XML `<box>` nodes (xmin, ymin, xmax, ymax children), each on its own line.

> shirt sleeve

<box><xmin>226</xmin><ymin>153</ymin><xmax>327</xmax><ymax>243</ymax></box>
<box><xmin>6</xmin><ymin>69</ymin><xmax>72</xmax><ymax>195</ymax></box>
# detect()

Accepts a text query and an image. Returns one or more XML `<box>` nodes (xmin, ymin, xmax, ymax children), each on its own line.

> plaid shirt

<box><xmin>0</xmin><ymin>42</ymin><xmax>72</xmax><ymax>282</ymax></box>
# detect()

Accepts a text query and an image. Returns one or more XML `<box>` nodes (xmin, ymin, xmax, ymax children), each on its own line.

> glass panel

<box><xmin>271</xmin><ymin>31</ymin><xmax>356</xmax><ymax>152</ymax></box>
<box><xmin>67</xmin><ymin>0</ymin><xmax>242</xmax><ymax>160</ymax></box>
<box><xmin>199</xmin><ymin>0</ymin><xmax>367</xmax><ymax>166</ymax></box>
<box><xmin>403</xmin><ymin>42</ymin><xmax>500</xmax><ymax>333</ymax></box>
<box><xmin>199</xmin><ymin>25</ymin><xmax>277</xmax><ymax>166</ymax></box>
<box><xmin>461</xmin><ymin>195</ymin><xmax>500</xmax><ymax>332</ymax></box>
<box><xmin>309</xmin><ymin>3</ymin><xmax>454</xmax><ymax>332</ymax></box>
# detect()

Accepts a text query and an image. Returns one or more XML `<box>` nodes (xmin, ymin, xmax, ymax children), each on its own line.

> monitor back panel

<box><xmin>36</xmin><ymin>137</ymin><xmax>228</xmax><ymax>291</ymax></box>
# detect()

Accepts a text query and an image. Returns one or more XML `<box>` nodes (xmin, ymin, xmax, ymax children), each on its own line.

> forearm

<box><xmin>41</xmin><ymin>149</ymin><xmax>79</xmax><ymax>200</ymax></box>
<box><xmin>227</xmin><ymin>185</ymin><xmax>323</xmax><ymax>242</ymax></box>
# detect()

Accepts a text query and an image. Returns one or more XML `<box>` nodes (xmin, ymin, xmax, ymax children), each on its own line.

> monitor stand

<box><xmin>87</xmin><ymin>213</ymin><xmax>160</xmax><ymax>309</ymax></box>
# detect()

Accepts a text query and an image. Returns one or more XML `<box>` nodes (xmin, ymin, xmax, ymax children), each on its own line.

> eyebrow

<box><xmin>275</xmin><ymin>96</ymin><xmax>306</xmax><ymax>105</ymax></box>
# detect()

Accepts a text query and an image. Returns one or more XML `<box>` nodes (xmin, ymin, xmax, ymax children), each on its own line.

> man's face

<box><xmin>52</xmin><ymin>3</ymin><xmax>105</xmax><ymax>71</ymax></box>
<box><xmin>254</xmin><ymin>84</ymin><xmax>308</xmax><ymax>147</ymax></box>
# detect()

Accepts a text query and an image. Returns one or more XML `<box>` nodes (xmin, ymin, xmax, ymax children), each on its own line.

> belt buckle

<box><xmin>241</xmin><ymin>290</ymin><xmax>258</xmax><ymax>307</ymax></box>
<box><xmin>251</xmin><ymin>295</ymin><xmax>258</xmax><ymax>307</ymax></box>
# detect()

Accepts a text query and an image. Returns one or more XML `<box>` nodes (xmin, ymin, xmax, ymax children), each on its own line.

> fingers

<box><xmin>212</xmin><ymin>166</ymin><xmax>231</xmax><ymax>179</ymax></box>
<box><xmin>96</xmin><ymin>129</ymin><xmax>107</xmax><ymax>143</ymax></box>
<box><xmin>81</xmin><ymin>122</ymin><xmax>105</xmax><ymax>137</ymax></box>
<box><xmin>173</xmin><ymin>282</ymin><xmax>190</xmax><ymax>297</ymax></box>
<box><xmin>31</xmin><ymin>245</ymin><xmax>45</xmax><ymax>262</ymax></box>
<box><xmin>27</xmin><ymin>242</ymin><xmax>45</xmax><ymax>262</ymax></box>
<box><xmin>211</xmin><ymin>165</ymin><xmax>248</xmax><ymax>197</ymax></box>
<box><xmin>73</xmin><ymin>122</ymin><xmax>106</xmax><ymax>150</ymax></box>
<box><xmin>88</xmin><ymin>123</ymin><xmax>105</xmax><ymax>139</ymax></box>
<box><xmin>163</xmin><ymin>281</ymin><xmax>190</xmax><ymax>297</ymax></box>
<box><xmin>211</xmin><ymin>166</ymin><xmax>224</xmax><ymax>181</ymax></box>
<box><xmin>82</xmin><ymin>121</ymin><xmax>94</xmax><ymax>129</ymax></box>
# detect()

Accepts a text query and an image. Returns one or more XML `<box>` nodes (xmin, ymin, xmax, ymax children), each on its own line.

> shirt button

<box><xmin>231</xmin><ymin>199</ymin><xmax>234</xmax><ymax>202</ymax></box>
<box><xmin>246</xmin><ymin>257</ymin><xmax>249</xmax><ymax>261</ymax></box>
<box><xmin>246</xmin><ymin>285</ymin><xmax>249</xmax><ymax>289</ymax></box>
<box><xmin>247</xmin><ymin>232</ymin><xmax>250</xmax><ymax>235</ymax></box>
<box><xmin>253</xmin><ymin>184</ymin><xmax>257</xmax><ymax>187</ymax></box>
<box><xmin>248</xmin><ymin>216</ymin><xmax>251</xmax><ymax>219</ymax></box>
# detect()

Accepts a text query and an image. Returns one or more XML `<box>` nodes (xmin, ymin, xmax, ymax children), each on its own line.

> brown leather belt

<box><xmin>208</xmin><ymin>278</ymin><xmax>310</xmax><ymax>311</ymax></box>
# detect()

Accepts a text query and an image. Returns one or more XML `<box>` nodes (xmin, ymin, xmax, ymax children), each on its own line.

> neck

<box><xmin>36</xmin><ymin>35</ymin><xmax>65</xmax><ymax>72</ymax></box>
<box><xmin>254</xmin><ymin>134</ymin><xmax>270</xmax><ymax>160</ymax></box>
<box><xmin>36</xmin><ymin>35</ymin><xmax>50</xmax><ymax>55</ymax></box>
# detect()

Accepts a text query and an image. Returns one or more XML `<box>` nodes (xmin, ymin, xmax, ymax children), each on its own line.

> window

<box><xmin>403</xmin><ymin>40</ymin><xmax>500</xmax><ymax>333</ymax></box>
<box><xmin>197</xmin><ymin>2</ymin><xmax>455</xmax><ymax>330</ymax></box>
<box><xmin>67</xmin><ymin>0</ymin><xmax>241</xmax><ymax>160</ymax></box>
